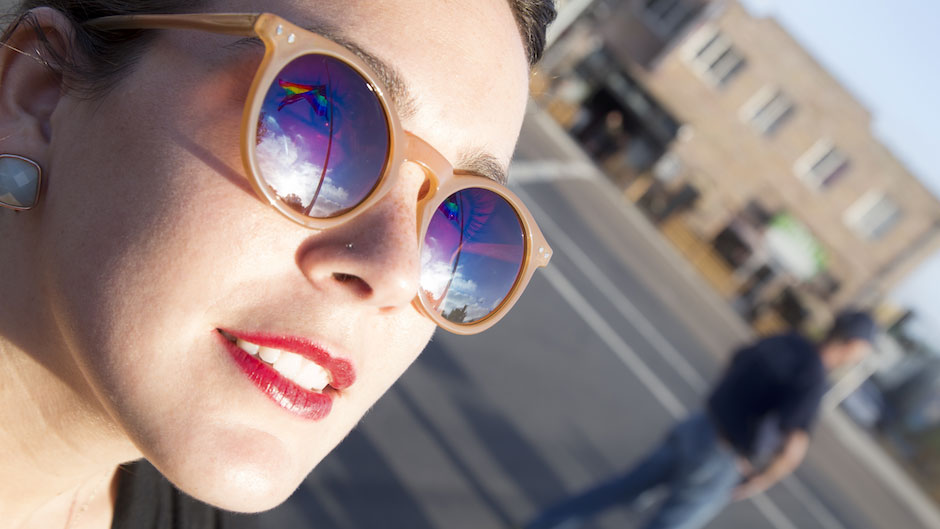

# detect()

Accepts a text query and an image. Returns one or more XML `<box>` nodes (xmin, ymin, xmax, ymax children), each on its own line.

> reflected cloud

<box><xmin>420</xmin><ymin>256</ymin><xmax>498</xmax><ymax>323</ymax></box>
<box><xmin>440</xmin><ymin>291</ymin><xmax>500</xmax><ymax>324</ymax></box>
<box><xmin>256</xmin><ymin>117</ymin><xmax>350</xmax><ymax>217</ymax></box>
<box><xmin>420</xmin><ymin>257</ymin><xmax>478</xmax><ymax>299</ymax></box>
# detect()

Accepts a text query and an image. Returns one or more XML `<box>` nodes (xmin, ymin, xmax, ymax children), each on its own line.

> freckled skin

<box><xmin>0</xmin><ymin>0</ymin><xmax>530</xmax><ymax>514</ymax></box>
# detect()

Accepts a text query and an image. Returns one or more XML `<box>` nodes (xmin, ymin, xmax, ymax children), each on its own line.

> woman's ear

<box><xmin>0</xmin><ymin>7</ymin><xmax>73</xmax><ymax>159</ymax></box>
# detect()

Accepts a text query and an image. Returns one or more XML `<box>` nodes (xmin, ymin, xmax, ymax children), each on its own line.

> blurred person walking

<box><xmin>523</xmin><ymin>311</ymin><xmax>877</xmax><ymax>529</ymax></box>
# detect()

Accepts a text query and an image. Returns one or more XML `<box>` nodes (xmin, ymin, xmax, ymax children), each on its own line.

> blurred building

<box><xmin>535</xmin><ymin>0</ymin><xmax>940</xmax><ymax>332</ymax></box>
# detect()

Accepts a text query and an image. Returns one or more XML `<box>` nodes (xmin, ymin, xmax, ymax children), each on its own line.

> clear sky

<box><xmin>735</xmin><ymin>0</ymin><xmax>940</xmax><ymax>332</ymax></box>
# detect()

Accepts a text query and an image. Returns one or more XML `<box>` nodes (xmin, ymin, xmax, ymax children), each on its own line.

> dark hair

<box><xmin>508</xmin><ymin>0</ymin><xmax>557</xmax><ymax>65</ymax></box>
<box><xmin>2</xmin><ymin>1</ymin><xmax>210</xmax><ymax>96</ymax></box>
<box><xmin>2</xmin><ymin>0</ymin><xmax>556</xmax><ymax>98</ymax></box>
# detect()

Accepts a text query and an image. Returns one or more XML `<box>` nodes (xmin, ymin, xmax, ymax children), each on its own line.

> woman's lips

<box><xmin>215</xmin><ymin>329</ymin><xmax>356</xmax><ymax>421</ymax></box>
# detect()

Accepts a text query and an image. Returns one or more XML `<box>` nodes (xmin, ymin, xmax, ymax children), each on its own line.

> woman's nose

<box><xmin>296</xmin><ymin>162</ymin><xmax>427</xmax><ymax>312</ymax></box>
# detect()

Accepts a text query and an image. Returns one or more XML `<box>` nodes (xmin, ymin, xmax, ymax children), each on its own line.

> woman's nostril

<box><xmin>416</xmin><ymin>177</ymin><xmax>431</xmax><ymax>202</ymax></box>
<box><xmin>331</xmin><ymin>272</ymin><xmax>373</xmax><ymax>298</ymax></box>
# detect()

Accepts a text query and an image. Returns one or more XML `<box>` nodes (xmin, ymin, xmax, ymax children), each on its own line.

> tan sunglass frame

<box><xmin>86</xmin><ymin>12</ymin><xmax>552</xmax><ymax>335</ymax></box>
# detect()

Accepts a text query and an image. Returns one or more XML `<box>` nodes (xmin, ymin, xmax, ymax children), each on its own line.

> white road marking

<box><xmin>518</xmin><ymin>188</ymin><xmax>709</xmax><ymax>394</ymax></box>
<box><xmin>752</xmin><ymin>495</ymin><xmax>800</xmax><ymax>529</ymax></box>
<box><xmin>781</xmin><ymin>478</ymin><xmax>850</xmax><ymax>529</ymax></box>
<box><xmin>508</xmin><ymin>160</ymin><xmax>599</xmax><ymax>183</ymax></box>
<box><xmin>542</xmin><ymin>265</ymin><xmax>687</xmax><ymax>419</ymax></box>
<box><xmin>826</xmin><ymin>411</ymin><xmax>940</xmax><ymax>529</ymax></box>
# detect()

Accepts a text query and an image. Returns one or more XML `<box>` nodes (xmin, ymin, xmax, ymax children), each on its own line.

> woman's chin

<box><xmin>150</xmin><ymin>427</ymin><xmax>315</xmax><ymax>513</ymax></box>
<box><xmin>184</xmin><ymin>462</ymin><xmax>302</xmax><ymax>513</ymax></box>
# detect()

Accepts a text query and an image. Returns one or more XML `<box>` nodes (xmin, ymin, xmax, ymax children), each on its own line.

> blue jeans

<box><xmin>525</xmin><ymin>413</ymin><xmax>742</xmax><ymax>529</ymax></box>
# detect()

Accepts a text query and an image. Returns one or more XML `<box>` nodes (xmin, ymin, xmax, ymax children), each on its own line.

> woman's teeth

<box><xmin>236</xmin><ymin>338</ymin><xmax>332</xmax><ymax>392</ymax></box>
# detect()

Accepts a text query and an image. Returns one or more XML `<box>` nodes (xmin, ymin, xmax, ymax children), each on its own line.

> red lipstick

<box><xmin>215</xmin><ymin>329</ymin><xmax>356</xmax><ymax>421</ymax></box>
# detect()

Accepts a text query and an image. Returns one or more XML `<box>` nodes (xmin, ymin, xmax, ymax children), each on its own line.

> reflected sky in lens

<box><xmin>420</xmin><ymin>189</ymin><xmax>525</xmax><ymax>324</ymax></box>
<box><xmin>255</xmin><ymin>54</ymin><xmax>389</xmax><ymax>218</ymax></box>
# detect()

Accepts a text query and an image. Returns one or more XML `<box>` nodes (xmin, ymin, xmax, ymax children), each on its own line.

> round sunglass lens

<box><xmin>255</xmin><ymin>54</ymin><xmax>390</xmax><ymax>218</ymax></box>
<box><xmin>420</xmin><ymin>189</ymin><xmax>526</xmax><ymax>325</ymax></box>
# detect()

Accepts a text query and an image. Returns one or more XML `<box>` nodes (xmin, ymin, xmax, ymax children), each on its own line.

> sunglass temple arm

<box><xmin>85</xmin><ymin>13</ymin><xmax>261</xmax><ymax>36</ymax></box>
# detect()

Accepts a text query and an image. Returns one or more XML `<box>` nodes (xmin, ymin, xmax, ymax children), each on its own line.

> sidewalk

<box><xmin>515</xmin><ymin>100</ymin><xmax>940</xmax><ymax>529</ymax></box>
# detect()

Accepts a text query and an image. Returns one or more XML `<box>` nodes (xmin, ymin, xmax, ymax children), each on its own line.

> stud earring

<box><xmin>0</xmin><ymin>154</ymin><xmax>42</xmax><ymax>210</ymax></box>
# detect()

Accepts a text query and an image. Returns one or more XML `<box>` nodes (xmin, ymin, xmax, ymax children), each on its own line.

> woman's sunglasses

<box><xmin>86</xmin><ymin>13</ymin><xmax>552</xmax><ymax>335</ymax></box>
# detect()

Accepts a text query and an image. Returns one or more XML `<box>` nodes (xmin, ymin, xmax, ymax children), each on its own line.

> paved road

<box><xmin>252</xmin><ymin>106</ymin><xmax>936</xmax><ymax>529</ymax></box>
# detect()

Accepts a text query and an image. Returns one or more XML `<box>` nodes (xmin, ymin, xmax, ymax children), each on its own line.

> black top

<box><xmin>707</xmin><ymin>333</ymin><xmax>828</xmax><ymax>461</ymax></box>
<box><xmin>111</xmin><ymin>460</ymin><xmax>257</xmax><ymax>529</ymax></box>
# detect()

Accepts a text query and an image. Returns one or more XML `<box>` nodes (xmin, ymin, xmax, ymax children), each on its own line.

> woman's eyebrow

<box><xmin>325</xmin><ymin>34</ymin><xmax>418</xmax><ymax>122</ymax></box>
<box><xmin>303</xmin><ymin>21</ymin><xmax>418</xmax><ymax>121</ymax></box>
<box><xmin>232</xmin><ymin>23</ymin><xmax>417</xmax><ymax>121</ymax></box>
<box><xmin>456</xmin><ymin>150</ymin><xmax>508</xmax><ymax>185</ymax></box>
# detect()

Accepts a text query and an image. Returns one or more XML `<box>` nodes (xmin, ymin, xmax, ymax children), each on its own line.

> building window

<box><xmin>795</xmin><ymin>140</ymin><xmax>851</xmax><ymax>188</ymax></box>
<box><xmin>641</xmin><ymin>0</ymin><xmax>701</xmax><ymax>38</ymax></box>
<box><xmin>844</xmin><ymin>191</ymin><xmax>903</xmax><ymax>240</ymax></box>
<box><xmin>685</xmin><ymin>27</ymin><xmax>748</xmax><ymax>87</ymax></box>
<box><xmin>742</xmin><ymin>87</ymin><xmax>796</xmax><ymax>136</ymax></box>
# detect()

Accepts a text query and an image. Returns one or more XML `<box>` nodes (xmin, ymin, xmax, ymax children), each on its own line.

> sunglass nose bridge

<box><xmin>403</xmin><ymin>132</ymin><xmax>453</xmax><ymax>192</ymax></box>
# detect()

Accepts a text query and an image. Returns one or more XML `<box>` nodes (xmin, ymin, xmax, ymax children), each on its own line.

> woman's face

<box><xmin>34</xmin><ymin>0</ymin><xmax>529</xmax><ymax>511</ymax></box>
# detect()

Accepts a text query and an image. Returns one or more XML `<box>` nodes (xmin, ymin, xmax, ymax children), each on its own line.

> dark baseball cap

<box><xmin>829</xmin><ymin>310</ymin><xmax>878</xmax><ymax>344</ymax></box>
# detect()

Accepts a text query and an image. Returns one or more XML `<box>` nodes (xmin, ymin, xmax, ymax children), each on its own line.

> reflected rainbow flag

<box><xmin>277</xmin><ymin>79</ymin><xmax>330</xmax><ymax>116</ymax></box>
